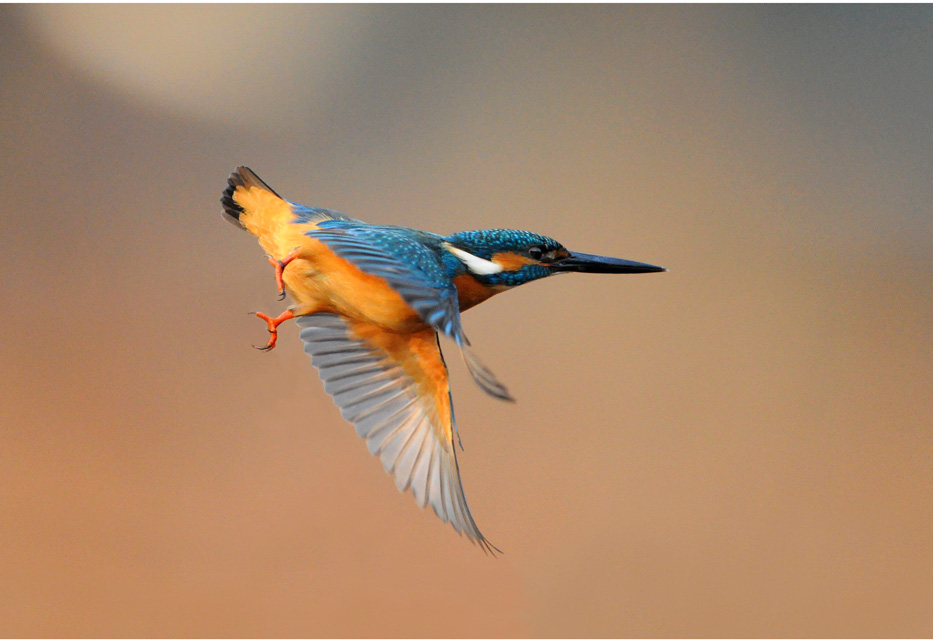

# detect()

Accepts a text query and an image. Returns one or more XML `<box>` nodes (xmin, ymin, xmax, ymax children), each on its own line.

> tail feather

<box><xmin>221</xmin><ymin>166</ymin><xmax>285</xmax><ymax>230</ymax></box>
<box><xmin>221</xmin><ymin>166</ymin><xmax>354</xmax><ymax>234</ymax></box>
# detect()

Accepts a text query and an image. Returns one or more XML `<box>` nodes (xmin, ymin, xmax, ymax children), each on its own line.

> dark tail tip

<box><xmin>221</xmin><ymin>166</ymin><xmax>281</xmax><ymax>229</ymax></box>
<box><xmin>221</xmin><ymin>168</ymin><xmax>247</xmax><ymax>227</ymax></box>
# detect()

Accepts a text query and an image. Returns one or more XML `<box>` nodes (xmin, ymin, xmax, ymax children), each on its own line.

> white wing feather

<box><xmin>296</xmin><ymin>313</ymin><xmax>499</xmax><ymax>553</ymax></box>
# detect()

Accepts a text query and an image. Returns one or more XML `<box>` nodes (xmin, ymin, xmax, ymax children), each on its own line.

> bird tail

<box><xmin>220</xmin><ymin>166</ymin><xmax>290</xmax><ymax>232</ymax></box>
<box><xmin>221</xmin><ymin>166</ymin><xmax>355</xmax><ymax>240</ymax></box>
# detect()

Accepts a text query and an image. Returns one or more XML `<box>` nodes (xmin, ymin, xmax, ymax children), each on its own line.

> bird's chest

<box><xmin>453</xmin><ymin>274</ymin><xmax>506</xmax><ymax>312</ymax></box>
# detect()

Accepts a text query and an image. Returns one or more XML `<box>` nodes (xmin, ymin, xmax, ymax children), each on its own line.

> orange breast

<box><xmin>453</xmin><ymin>274</ymin><xmax>506</xmax><ymax>312</ymax></box>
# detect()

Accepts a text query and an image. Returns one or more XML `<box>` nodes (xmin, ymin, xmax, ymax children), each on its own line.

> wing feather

<box><xmin>427</xmin><ymin>444</ymin><xmax>444</xmax><ymax>519</ymax></box>
<box><xmin>297</xmin><ymin>313</ymin><xmax>499</xmax><ymax>553</ymax></box>
<box><xmin>409</xmin><ymin>429</ymin><xmax>434</xmax><ymax>507</ymax></box>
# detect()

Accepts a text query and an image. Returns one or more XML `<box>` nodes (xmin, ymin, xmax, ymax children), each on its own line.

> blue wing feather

<box><xmin>306</xmin><ymin>225</ymin><xmax>464</xmax><ymax>342</ymax></box>
<box><xmin>289</xmin><ymin>203</ymin><xmax>357</xmax><ymax>224</ymax></box>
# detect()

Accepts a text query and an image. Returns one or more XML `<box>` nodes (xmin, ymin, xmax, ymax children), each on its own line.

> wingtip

<box><xmin>454</xmin><ymin>521</ymin><xmax>502</xmax><ymax>557</ymax></box>
<box><xmin>461</xmin><ymin>345</ymin><xmax>513</xmax><ymax>402</ymax></box>
<box><xmin>477</xmin><ymin>536</ymin><xmax>504</xmax><ymax>557</ymax></box>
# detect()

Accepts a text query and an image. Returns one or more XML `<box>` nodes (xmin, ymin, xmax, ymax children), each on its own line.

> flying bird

<box><xmin>221</xmin><ymin>167</ymin><xmax>665</xmax><ymax>553</ymax></box>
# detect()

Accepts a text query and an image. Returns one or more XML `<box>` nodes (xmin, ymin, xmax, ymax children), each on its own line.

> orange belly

<box><xmin>279</xmin><ymin>237</ymin><xmax>426</xmax><ymax>333</ymax></box>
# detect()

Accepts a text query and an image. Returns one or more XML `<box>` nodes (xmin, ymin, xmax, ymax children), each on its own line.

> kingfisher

<box><xmin>221</xmin><ymin>166</ymin><xmax>665</xmax><ymax>554</ymax></box>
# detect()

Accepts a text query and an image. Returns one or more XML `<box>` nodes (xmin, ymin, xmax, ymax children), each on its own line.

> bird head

<box><xmin>444</xmin><ymin>229</ymin><xmax>666</xmax><ymax>287</ymax></box>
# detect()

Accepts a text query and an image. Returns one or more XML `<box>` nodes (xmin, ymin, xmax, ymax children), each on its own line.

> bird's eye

<box><xmin>528</xmin><ymin>246</ymin><xmax>543</xmax><ymax>260</ymax></box>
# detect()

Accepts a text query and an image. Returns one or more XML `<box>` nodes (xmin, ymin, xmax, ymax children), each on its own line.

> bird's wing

<box><xmin>289</xmin><ymin>203</ymin><xmax>359</xmax><ymax>225</ymax></box>
<box><xmin>305</xmin><ymin>225</ymin><xmax>512</xmax><ymax>400</ymax></box>
<box><xmin>297</xmin><ymin>313</ymin><xmax>500</xmax><ymax>554</ymax></box>
<box><xmin>307</xmin><ymin>226</ymin><xmax>461</xmax><ymax>335</ymax></box>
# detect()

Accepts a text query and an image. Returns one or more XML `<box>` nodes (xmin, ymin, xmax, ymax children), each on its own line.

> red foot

<box><xmin>267</xmin><ymin>249</ymin><xmax>301</xmax><ymax>301</ymax></box>
<box><xmin>250</xmin><ymin>309</ymin><xmax>295</xmax><ymax>351</ymax></box>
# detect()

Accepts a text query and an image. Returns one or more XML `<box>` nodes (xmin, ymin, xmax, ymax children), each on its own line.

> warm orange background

<box><xmin>1</xmin><ymin>5</ymin><xmax>930</xmax><ymax>637</ymax></box>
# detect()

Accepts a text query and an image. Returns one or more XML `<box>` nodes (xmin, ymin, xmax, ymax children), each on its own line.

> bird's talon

<box><xmin>249</xmin><ymin>309</ymin><xmax>294</xmax><ymax>352</ymax></box>
<box><xmin>266</xmin><ymin>249</ymin><xmax>301</xmax><ymax>300</ymax></box>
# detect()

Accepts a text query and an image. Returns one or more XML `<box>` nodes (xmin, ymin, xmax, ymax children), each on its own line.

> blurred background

<box><xmin>1</xmin><ymin>4</ymin><xmax>930</xmax><ymax>637</ymax></box>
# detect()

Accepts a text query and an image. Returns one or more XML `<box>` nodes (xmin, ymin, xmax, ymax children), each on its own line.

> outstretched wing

<box><xmin>297</xmin><ymin>313</ymin><xmax>500</xmax><ymax>554</ymax></box>
<box><xmin>306</xmin><ymin>224</ymin><xmax>512</xmax><ymax>401</ymax></box>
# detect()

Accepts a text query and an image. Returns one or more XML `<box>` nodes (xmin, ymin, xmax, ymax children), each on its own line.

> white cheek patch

<box><xmin>445</xmin><ymin>244</ymin><xmax>504</xmax><ymax>275</ymax></box>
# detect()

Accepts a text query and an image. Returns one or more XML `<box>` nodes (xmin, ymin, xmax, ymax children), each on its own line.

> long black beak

<box><xmin>550</xmin><ymin>251</ymin><xmax>667</xmax><ymax>274</ymax></box>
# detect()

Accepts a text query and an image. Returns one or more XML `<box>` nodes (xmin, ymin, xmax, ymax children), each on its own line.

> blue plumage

<box><xmin>307</xmin><ymin>226</ymin><xmax>461</xmax><ymax>336</ymax></box>
<box><xmin>290</xmin><ymin>203</ymin><xmax>355</xmax><ymax>224</ymax></box>
<box><xmin>445</xmin><ymin>229</ymin><xmax>562</xmax><ymax>257</ymax></box>
<box><xmin>444</xmin><ymin>229</ymin><xmax>562</xmax><ymax>287</ymax></box>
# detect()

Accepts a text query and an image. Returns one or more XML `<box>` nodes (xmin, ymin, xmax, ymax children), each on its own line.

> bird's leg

<box><xmin>249</xmin><ymin>309</ymin><xmax>295</xmax><ymax>351</ymax></box>
<box><xmin>267</xmin><ymin>248</ymin><xmax>301</xmax><ymax>301</ymax></box>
